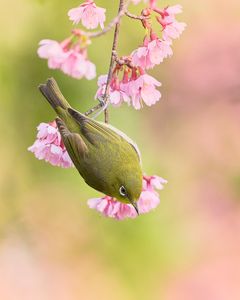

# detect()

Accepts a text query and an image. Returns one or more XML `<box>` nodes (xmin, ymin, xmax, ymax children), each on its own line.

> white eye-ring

<box><xmin>119</xmin><ymin>186</ymin><xmax>127</xmax><ymax>197</ymax></box>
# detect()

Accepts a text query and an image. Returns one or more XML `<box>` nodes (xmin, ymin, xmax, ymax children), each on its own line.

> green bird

<box><xmin>39</xmin><ymin>78</ymin><xmax>143</xmax><ymax>213</ymax></box>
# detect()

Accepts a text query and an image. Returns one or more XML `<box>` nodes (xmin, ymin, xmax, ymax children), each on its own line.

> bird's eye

<box><xmin>119</xmin><ymin>186</ymin><xmax>127</xmax><ymax>197</ymax></box>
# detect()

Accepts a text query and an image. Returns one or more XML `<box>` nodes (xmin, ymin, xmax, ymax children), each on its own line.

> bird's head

<box><xmin>111</xmin><ymin>171</ymin><xmax>143</xmax><ymax>215</ymax></box>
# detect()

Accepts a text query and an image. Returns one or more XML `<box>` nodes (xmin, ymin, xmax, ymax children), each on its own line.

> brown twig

<box><xmin>114</xmin><ymin>54</ymin><xmax>133</xmax><ymax>69</ymax></box>
<box><xmin>103</xmin><ymin>0</ymin><xmax>125</xmax><ymax>123</ymax></box>
<box><xmin>125</xmin><ymin>10</ymin><xmax>149</xmax><ymax>21</ymax></box>
<box><xmin>85</xmin><ymin>0</ymin><xmax>129</xmax><ymax>121</ymax></box>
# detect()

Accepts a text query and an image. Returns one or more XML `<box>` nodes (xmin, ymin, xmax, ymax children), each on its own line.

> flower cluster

<box><xmin>88</xmin><ymin>175</ymin><xmax>167</xmax><ymax>220</ymax></box>
<box><xmin>38</xmin><ymin>0</ymin><xmax>106</xmax><ymax>79</ymax></box>
<box><xmin>38</xmin><ymin>34</ymin><xmax>96</xmax><ymax>80</ymax></box>
<box><xmin>37</xmin><ymin>0</ymin><xmax>185</xmax><ymax>109</ymax></box>
<box><xmin>96</xmin><ymin>71</ymin><xmax>161</xmax><ymax>109</ymax></box>
<box><xmin>28</xmin><ymin>121</ymin><xmax>73</xmax><ymax>168</ymax></box>
<box><xmin>131</xmin><ymin>36</ymin><xmax>173</xmax><ymax>70</ymax></box>
<box><xmin>94</xmin><ymin>1</ymin><xmax>186</xmax><ymax>110</ymax></box>
<box><xmin>154</xmin><ymin>5</ymin><xmax>186</xmax><ymax>41</ymax></box>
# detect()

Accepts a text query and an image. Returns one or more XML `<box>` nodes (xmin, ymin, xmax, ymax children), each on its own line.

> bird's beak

<box><xmin>130</xmin><ymin>200</ymin><xmax>139</xmax><ymax>215</ymax></box>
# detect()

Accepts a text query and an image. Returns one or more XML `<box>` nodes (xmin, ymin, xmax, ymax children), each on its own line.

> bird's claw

<box><xmin>97</xmin><ymin>96</ymin><xmax>105</xmax><ymax>107</ymax></box>
<box><xmin>92</xmin><ymin>98</ymin><xmax>109</xmax><ymax>119</ymax></box>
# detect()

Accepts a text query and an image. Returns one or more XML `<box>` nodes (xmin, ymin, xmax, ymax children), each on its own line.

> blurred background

<box><xmin>0</xmin><ymin>0</ymin><xmax>240</xmax><ymax>299</ymax></box>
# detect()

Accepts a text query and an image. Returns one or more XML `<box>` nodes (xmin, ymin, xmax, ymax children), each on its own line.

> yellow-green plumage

<box><xmin>39</xmin><ymin>78</ymin><xmax>143</xmax><ymax>209</ymax></box>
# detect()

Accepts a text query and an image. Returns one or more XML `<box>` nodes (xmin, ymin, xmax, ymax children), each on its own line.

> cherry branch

<box><xmin>125</xmin><ymin>10</ymin><xmax>150</xmax><ymax>21</ymax></box>
<box><xmin>103</xmin><ymin>0</ymin><xmax>125</xmax><ymax>123</ymax></box>
<box><xmin>85</xmin><ymin>0</ymin><xmax>128</xmax><ymax>122</ymax></box>
<box><xmin>114</xmin><ymin>53</ymin><xmax>133</xmax><ymax>68</ymax></box>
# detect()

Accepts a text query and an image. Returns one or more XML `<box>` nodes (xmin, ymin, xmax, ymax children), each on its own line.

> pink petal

<box><xmin>110</xmin><ymin>91</ymin><xmax>121</xmax><ymax>105</ymax></box>
<box><xmin>68</xmin><ymin>7</ymin><xmax>84</xmax><ymax>24</ymax></box>
<box><xmin>141</xmin><ymin>85</ymin><xmax>161</xmax><ymax>106</ymax></box>
<box><xmin>166</xmin><ymin>5</ymin><xmax>183</xmax><ymax>15</ymax></box>
<box><xmin>85</xmin><ymin>61</ymin><xmax>96</xmax><ymax>80</ymax></box>
<box><xmin>151</xmin><ymin>176</ymin><xmax>168</xmax><ymax>190</ymax></box>
<box><xmin>68</xmin><ymin>2</ymin><xmax>106</xmax><ymax>29</ymax></box>
<box><xmin>138</xmin><ymin>190</ymin><xmax>160</xmax><ymax>214</ymax></box>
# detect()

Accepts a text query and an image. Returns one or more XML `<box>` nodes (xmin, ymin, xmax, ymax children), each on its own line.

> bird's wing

<box><xmin>104</xmin><ymin>123</ymin><xmax>142</xmax><ymax>164</ymax></box>
<box><xmin>55</xmin><ymin>117</ymin><xmax>88</xmax><ymax>168</ymax></box>
<box><xmin>67</xmin><ymin>108</ymin><xmax>141</xmax><ymax>163</ymax></box>
<box><xmin>67</xmin><ymin>108</ymin><xmax>121</xmax><ymax>144</ymax></box>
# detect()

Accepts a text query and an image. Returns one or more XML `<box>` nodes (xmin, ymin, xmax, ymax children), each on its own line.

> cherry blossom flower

<box><xmin>61</xmin><ymin>49</ymin><xmax>96</xmax><ymax>80</ymax></box>
<box><xmin>95</xmin><ymin>74</ymin><xmax>130</xmax><ymax>106</ymax></box>
<box><xmin>68</xmin><ymin>1</ymin><xmax>106</xmax><ymax>29</ymax></box>
<box><xmin>37</xmin><ymin>39</ymin><xmax>68</xmax><ymax>69</ymax></box>
<box><xmin>164</xmin><ymin>4</ymin><xmax>183</xmax><ymax>16</ymax></box>
<box><xmin>88</xmin><ymin>175</ymin><xmax>167</xmax><ymax>220</ymax></box>
<box><xmin>131</xmin><ymin>38</ymin><xmax>173</xmax><ymax>69</ymax></box>
<box><xmin>96</xmin><ymin>71</ymin><xmax>161</xmax><ymax>110</ymax></box>
<box><xmin>28</xmin><ymin>121</ymin><xmax>73</xmax><ymax>168</ymax></box>
<box><xmin>37</xmin><ymin>38</ymin><xmax>96</xmax><ymax>80</ymax></box>
<box><xmin>153</xmin><ymin>4</ymin><xmax>183</xmax><ymax>18</ymax></box>
<box><xmin>148</xmin><ymin>38</ymin><xmax>173</xmax><ymax>63</ymax></box>
<box><xmin>88</xmin><ymin>196</ymin><xmax>137</xmax><ymax>220</ymax></box>
<box><xmin>155</xmin><ymin>5</ymin><xmax>186</xmax><ymax>41</ymax></box>
<box><xmin>143</xmin><ymin>174</ymin><xmax>167</xmax><ymax>191</ymax></box>
<box><xmin>122</xmin><ymin>73</ymin><xmax>162</xmax><ymax>109</ymax></box>
<box><xmin>132</xmin><ymin>44</ymin><xmax>154</xmax><ymax>69</ymax></box>
<box><xmin>162</xmin><ymin>19</ymin><xmax>186</xmax><ymax>41</ymax></box>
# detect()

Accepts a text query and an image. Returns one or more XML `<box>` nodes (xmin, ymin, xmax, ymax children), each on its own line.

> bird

<box><xmin>38</xmin><ymin>78</ymin><xmax>143</xmax><ymax>213</ymax></box>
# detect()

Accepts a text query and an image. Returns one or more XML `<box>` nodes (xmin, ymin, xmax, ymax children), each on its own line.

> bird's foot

<box><xmin>92</xmin><ymin>96</ymin><xmax>109</xmax><ymax>119</ymax></box>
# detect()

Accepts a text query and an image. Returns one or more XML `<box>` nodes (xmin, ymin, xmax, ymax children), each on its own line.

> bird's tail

<box><xmin>39</xmin><ymin>78</ymin><xmax>70</xmax><ymax>112</ymax></box>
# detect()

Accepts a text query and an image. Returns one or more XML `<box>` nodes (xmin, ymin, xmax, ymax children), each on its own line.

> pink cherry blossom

<box><xmin>68</xmin><ymin>1</ymin><xmax>106</xmax><ymax>29</ymax></box>
<box><xmin>154</xmin><ymin>4</ymin><xmax>183</xmax><ymax>18</ymax></box>
<box><xmin>148</xmin><ymin>39</ymin><xmax>173</xmax><ymax>63</ymax></box>
<box><xmin>131</xmin><ymin>39</ymin><xmax>173</xmax><ymax>69</ymax></box>
<box><xmin>96</xmin><ymin>71</ymin><xmax>161</xmax><ymax>110</ymax></box>
<box><xmin>28</xmin><ymin>121</ymin><xmax>73</xmax><ymax>168</ymax></box>
<box><xmin>132</xmin><ymin>45</ymin><xmax>154</xmax><ymax>69</ymax></box>
<box><xmin>88</xmin><ymin>196</ymin><xmax>137</xmax><ymax>220</ymax></box>
<box><xmin>155</xmin><ymin>5</ymin><xmax>186</xmax><ymax>41</ymax></box>
<box><xmin>138</xmin><ymin>190</ymin><xmax>160</xmax><ymax>213</ymax></box>
<box><xmin>61</xmin><ymin>49</ymin><xmax>96</xmax><ymax>80</ymax></box>
<box><xmin>95</xmin><ymin>74</ymin><xmax>130</xmax><ymax>106</ymax></box>
<box><xmin>162</xmin><ymin>18</ymin><xmax>186</xmax><ymax>41</ymax></box>
<box><xmin>88</xmin><ymin>174</ymin><xmax>167</xmax><ymax>220</ymax></box>
<box><xmin>164</xmin><ymin>4</ymin><xmax>183</xmax><ymax>16</ymax></box>
<box><xmin>37</xmin><ymin>38</ymin><xmax>96</xmax><ymax>80</ymax></box>
<box><xmin>143</xmin><ymin>174</ymin><xmax>168</xmax><ymax>191</ymax></box>
<box><xmin>95</xmin><ymin>74</ymin><xmax>107</xmax><ymax>98</ymax></box>
<box><xmin>37</xmin><ymin>40</ymin><xmax>68</xmax><ymax>69</ymax></box>
<box><xmin>122</xmin><ymin>73</ymin><xmax>161</xmax><ymax>109</ymax></box>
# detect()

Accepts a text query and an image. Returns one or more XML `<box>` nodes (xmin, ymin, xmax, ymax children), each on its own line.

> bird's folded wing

<box><xmin>67</xmin><ymin>108</ymin><xmax>121</xmax><ymax>144</ymax></box>
<box><xmin>56</xmin><ymin>117</ymin><xmax>88</xmax><ymax>168</ymax></box>
<box><xmin>67</xmin><ymin>108</ymin><xmax>141</xmax><ymax>163</ymax></box>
